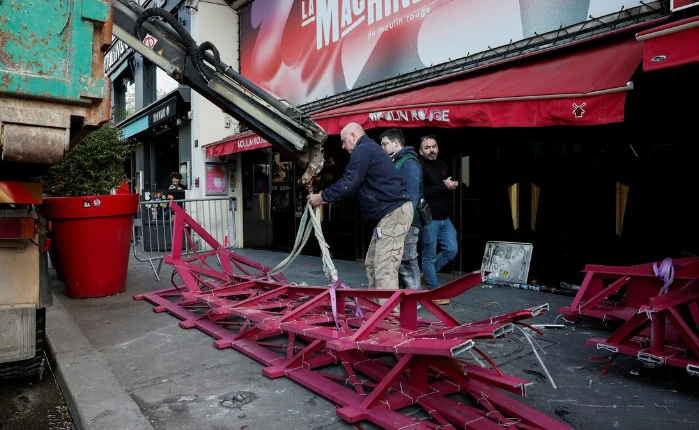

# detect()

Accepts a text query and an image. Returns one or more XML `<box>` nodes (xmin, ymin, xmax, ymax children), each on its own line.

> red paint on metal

<box><xmin>0</xmin><ymin>181</ymin><xmax>42</xmax><ymax>204</ymax></box>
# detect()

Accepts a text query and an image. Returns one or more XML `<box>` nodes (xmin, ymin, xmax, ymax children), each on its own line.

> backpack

<box><xmin>394</xmin><ymin>152</ymin><xmax>431</xmax><ymax>226</ymax></box>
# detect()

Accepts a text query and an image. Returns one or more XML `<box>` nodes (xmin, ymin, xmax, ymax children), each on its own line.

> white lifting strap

<box><xmin>268</xmin><ymin>203</ymin><xmax>338</xmax><ymax>281</ymax></box>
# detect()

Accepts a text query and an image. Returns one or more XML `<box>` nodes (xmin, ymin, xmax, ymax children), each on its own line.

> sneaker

<box><xmin>433</xmin><ymin>299</ymin><xmax>451</xmax><ymax>305</ymax></box>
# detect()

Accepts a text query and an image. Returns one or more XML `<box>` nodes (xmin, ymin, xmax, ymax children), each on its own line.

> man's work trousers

<box><xmin>365</xmin><ymin>201</ymin><xmax>413</xmax><ymax>291</ymax></box>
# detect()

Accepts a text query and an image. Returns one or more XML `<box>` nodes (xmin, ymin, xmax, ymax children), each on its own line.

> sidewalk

<box><xmin>47</xmin><ymin>249</ymin><xmax>699</xmax><ymax>430</ymax></box>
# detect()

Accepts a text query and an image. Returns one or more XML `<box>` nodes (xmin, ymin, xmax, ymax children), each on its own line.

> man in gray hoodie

<box><xmin>380</xmin><ymin>128</ymin><xmax>423</xmax><ymax>293</ymax></box>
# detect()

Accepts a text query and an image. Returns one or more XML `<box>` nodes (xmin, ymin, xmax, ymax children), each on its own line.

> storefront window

<box><xmin>156</xmin><ymin>68</ymin><xmax>178</xmax><ymax>100</ymax></box>
<box><xmin>124</xmin><ymin>80</ymin><xmax>136</xmax><ymax>119</ymax></box>
<box><xmin>461</xmin><ymin>155</ymin><xmax>470</xmax><ymax>187</ymax></box>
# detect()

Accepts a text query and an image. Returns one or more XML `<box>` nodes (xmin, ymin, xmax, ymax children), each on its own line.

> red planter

<box><xmin>41</xmin><ymin>194</ymin><xmax>139</xmax><ymax>298</ymax></box>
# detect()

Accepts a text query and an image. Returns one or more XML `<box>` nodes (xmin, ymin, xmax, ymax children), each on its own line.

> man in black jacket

<box><xmin>169</xmin><ymin>172</ymin><xmax>187</xmax><ymax>190</ymax></box>
<box><xmin>308</xmin><ymin>123</ymin><xmax>413</xmax><ymax>291</ymax></box>
<box><xmin>419</xmin><ymin>135</ymin><xmax>458</xmax><ymax>303</ymax></box>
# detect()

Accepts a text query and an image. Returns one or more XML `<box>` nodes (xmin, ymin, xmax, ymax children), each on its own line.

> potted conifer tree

<box><xmin>38</xmin><ymin>124</ymin><xmax>138</xmax><ymax>298</ymax></box>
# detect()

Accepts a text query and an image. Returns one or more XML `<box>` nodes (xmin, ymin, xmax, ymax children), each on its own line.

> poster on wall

<box><xmin>671</xmin><ymin>0</ymin><xmax>699</xmax><ymax>11</ymax></box>
<box><xmin>272</xmin><ymin>153</ymin><xmax>292</xmax><ymax>185</ymax></box>
<box><xmin>240</xmin><ymin>0</ymin><xmax>646</xmax><ymax>106</ymax></box>
<box><xmin>205</xmin><ymin>163</ymin><xmax>227</xmax><ymax>195</ymax></box>
<box><xmin>273</xmin><ymin>163</ymin><xmax>292</xmax><ymax>183</ymax></box>
<box><xmin>271</xmin><ymin>153</ymin><xmax>292</xmax><ymax>212</ymax></box>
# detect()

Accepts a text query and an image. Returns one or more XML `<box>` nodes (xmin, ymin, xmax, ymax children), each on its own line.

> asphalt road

<box><xmin>0</xmin><ymin>360</ymin><xmax>74</xmax><ymax>430</ymax></box>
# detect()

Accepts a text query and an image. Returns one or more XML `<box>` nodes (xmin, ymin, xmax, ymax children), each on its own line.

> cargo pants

<box><xmin>365</xmin><ymin>201</ymin><xmax>413</xmax><ymax>290</ymax></box>
<box><xmin>399</xmin><ymin>226</ymin><xmax>422</xmax><ymax>290</ymax></box>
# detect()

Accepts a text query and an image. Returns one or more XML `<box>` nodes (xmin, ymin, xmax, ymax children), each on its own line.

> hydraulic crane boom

<box><xmin>110</xmin><ymin>0</ymin><xmax>327</xmax><ymax>187</ymax></box>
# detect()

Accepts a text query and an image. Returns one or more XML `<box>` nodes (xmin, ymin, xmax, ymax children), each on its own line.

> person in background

<box><xmin>165</xmin><ymin>172</ymin><xmax>187</xmax><ymax>219</ymax></box>
<box><xmin>419</xmin><ymin>135</ymin><xmax>458</xmax><ymax>305</ymax></box>
<box><xmin>380</xmin><ymin>128</ymin><xmax>423</xmax><ymax>299</ymax></box>
<box><xmin>307</xmin><ymin>123</ymin><xmax>413</xmax><ymax>293</ymax></box>
<box><xmin>169</xmin><ymin>172</ymin><xmax>187</xmax><ymax>190</ymax></box>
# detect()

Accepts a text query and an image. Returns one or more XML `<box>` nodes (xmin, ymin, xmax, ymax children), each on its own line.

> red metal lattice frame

<box><xmin>587</xmin><ymin>276</ymin><xmax>699</xmax><ymax>374</ymax></box>
<box><xmin>134</xmin><ymin>203</ymin><xmax>570</xmax><ymax>429</ymax></box>
<box><xmin>559</xmin><ymin>258</ymin><xmax>699</xmax><ymax>322</ymax></box>
<box><xmin>559</xmin><ymin>259</ymin><xmax>699</xmax><ymax>374</ymax></box>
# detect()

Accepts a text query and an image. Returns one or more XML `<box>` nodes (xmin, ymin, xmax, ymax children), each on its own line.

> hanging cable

<box><xmin>268</xmin><ymin>203</ymin><xmax>338</xmax><ymax>281</ymax></box>
<box><xmin>515</xmin><ymin>326</ymin><xmax>557</xmax><ymax>389</ymax></box>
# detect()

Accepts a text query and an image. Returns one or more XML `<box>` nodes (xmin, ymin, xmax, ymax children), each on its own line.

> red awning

<box><xmin>205</xmin><ymin>38</ymin><xmax>643</xmax><ymax>157</ymax></box>
<box><xmin>636</xmin><ymin>16</ymin><xmax>699</xmax><ymax>72</ymax></box>
<box><xmin>205</xmin><ymin>131</ymin><xmax>272</xmax><ymax>158</ymax></box>
<box><xmin>313</xmin><ymin>38</ymin><xmax>643</xmax><ymax>133</ymax></box>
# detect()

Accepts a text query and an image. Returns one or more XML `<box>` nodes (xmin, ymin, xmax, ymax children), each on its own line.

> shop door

<box><xmin>153</xmin><ymin>136</ymin><xmax>180</xmax><ymax>188</ymax></box>
<box><xmin>453</xmin><ymin>151</ymin><xmax>485</xmax><ymax>274</ymax></box>
<box><xmin>270</xmin><ymin>152</ymin><xmax>295</xmax><ymax>252</ymax></box>
<box><xmin>452</xmin><ymin>142</ymin><xmax>525</xmax><ymax>276</ymax></box>
<box><xmin>242</xmin><ymin>150</ymin><xmax>273</xmax><ymax>248</ymax></box>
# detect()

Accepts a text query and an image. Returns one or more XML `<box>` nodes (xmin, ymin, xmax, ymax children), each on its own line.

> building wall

<box><xmin>104</xmin><ymin>0</ymin><xmax>243</xmax><ymax>250</ymax></box>
<box><xmin>190</xmin><ymin>0</ymin><xmax>244</xmax><ymax>246</ymax></box>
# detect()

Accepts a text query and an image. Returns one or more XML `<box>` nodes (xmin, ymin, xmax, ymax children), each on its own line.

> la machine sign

<box><xmin>241</xmin><ymin>0</ymin><xmax>644</xmax><ymax>106</ymax></box>
<box><xmin>302</xmin><ymin>0</ymin><xmax>430</xmax><ymax>49</ymax></box>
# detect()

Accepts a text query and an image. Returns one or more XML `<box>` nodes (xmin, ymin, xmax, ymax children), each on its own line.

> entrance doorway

<box><xmin>242</xmin><ymin>149</ymin><xmax>273</xmax><ymax>248</ymax></box>
<box><xmin>270</xmin><ymin>151</ymin><xmax>296</xmax><ymax>252</ymax></box>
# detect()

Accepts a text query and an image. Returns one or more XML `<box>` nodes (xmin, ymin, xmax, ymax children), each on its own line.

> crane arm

<box><xmin>110</xmin><ymin>0</ymin><xmax>326</xmax><ymax>187</ymax></box>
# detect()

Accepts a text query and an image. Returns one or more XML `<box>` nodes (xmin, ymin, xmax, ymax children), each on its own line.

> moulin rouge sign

<box><xmin>368</xmin><ymin>108</ymin><xmax>450</xmax><ymax>124</ymax></box>
<box><xmin>302</xmin><ymin>0</ymin><xmax>431</xmax><ymax>50</ymax></box>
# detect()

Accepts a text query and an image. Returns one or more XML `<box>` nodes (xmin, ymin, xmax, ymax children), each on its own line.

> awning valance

<box><xmin>313</xmin><ymin>38</ymin><xmax>643</xmax><ymax>133</ymax></box>
<box><xmin>205</xmin><ymin>131</ymin><xmax>271</xmax><ymax>158</ymax></box>
<box><xmin>636</xmin><ymin>16</ymin><xmax>699</xmax><ymax>72</ymax></box>
<box><xmin>205</xmin><ymin>37</ymin><xmax>643</xmax><ymax>157</ymax></box>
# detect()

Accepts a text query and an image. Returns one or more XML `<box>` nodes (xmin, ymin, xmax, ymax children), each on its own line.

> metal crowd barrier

<box><xmin>132</xmin><ymin>197</ymin><xmax>237</xmax><ymax>280</ymax></box>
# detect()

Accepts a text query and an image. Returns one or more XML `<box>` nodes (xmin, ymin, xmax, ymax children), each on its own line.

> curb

<box><xmin>46</xmin><ymin>293</ymin><xmax>153</xmax><ymax>430</ymax></box>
